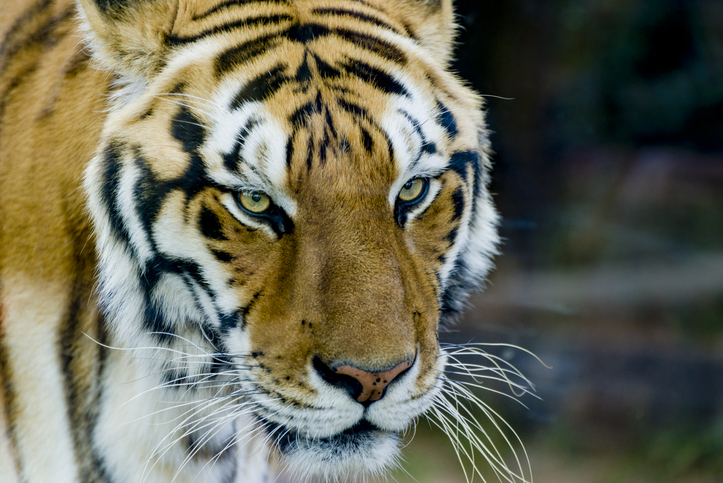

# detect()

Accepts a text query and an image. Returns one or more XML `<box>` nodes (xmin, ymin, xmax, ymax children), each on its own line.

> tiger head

<box><xmin>80</xmin><ymin>0</ymin><xmax>499</xmax><ymax>478</ymax></box>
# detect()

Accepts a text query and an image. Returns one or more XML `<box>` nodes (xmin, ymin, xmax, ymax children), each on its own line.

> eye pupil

<box><xmin>238</xmin><ymin>190</ymin><xmax>271</xmax><ymax>214</ymax></box>
<box><xmin>398</xmin><ymin>178</ymin><xmax>426</xmax><ymax>203</ymax></box>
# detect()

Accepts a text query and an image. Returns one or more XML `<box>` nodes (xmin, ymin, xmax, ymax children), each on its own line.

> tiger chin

<box><xmin>0</xmin><ymin>0</ymin><xmax>503</xmax><ymax>482</ymax></box>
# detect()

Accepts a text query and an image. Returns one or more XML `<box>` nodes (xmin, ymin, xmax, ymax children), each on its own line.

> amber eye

<box><xmin>398</xmin><ymin>178</ymin><xmax>427</xmax><ymax>203</ymax></box>
<box><xmin>238</xmin><ymin>191</ymin><xmax>271</xmax><ymax>214</ymax></box>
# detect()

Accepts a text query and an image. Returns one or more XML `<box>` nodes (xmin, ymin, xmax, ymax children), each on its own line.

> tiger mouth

<box><xmin>263</xmin><ymin>419</ymin><xmax>391</xmax><ymax>455</ymax></box>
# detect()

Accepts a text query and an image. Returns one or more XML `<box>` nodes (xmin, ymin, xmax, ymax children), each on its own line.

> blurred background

<box><xmin>380</xmin><ymin>1</ymin><xmax>723</xmax><ymax>482</ymax></box>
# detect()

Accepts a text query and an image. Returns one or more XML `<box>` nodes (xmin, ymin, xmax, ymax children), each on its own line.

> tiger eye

<box><xmin>239</xmin><ymin>191</ymin><xmax>271</xmax><ymax>214</ymax></box>
<box><xmin>398</xmin><ymin>178</ymin><xmax>426</xmax><ymax>202</ymax></box>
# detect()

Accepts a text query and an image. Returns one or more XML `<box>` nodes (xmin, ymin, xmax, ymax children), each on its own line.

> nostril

<box><xmin>312</xmin><ymin>357</ymin><xmax>365</xmax><ymax>401</ymax></box>
<box><xmin>312</xmin><ymin>356</ymin><xmax>414</xmax><ymax>405</ymax></box>
<box><xmin>336</xmin><ymin>360</ymin><xmax>412</xmax><ymax>404</ymax></box>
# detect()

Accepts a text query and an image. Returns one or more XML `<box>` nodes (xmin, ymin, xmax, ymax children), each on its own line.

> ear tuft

<box><xmin>77</xmin><ymin>0</ymin><xmax>178</xmax><ymax>80</ymax></box>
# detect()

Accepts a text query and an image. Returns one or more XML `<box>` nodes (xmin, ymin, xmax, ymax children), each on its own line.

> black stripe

<box><xmin>99</xmin><ymin>142</ymin><xmax>133</xmax><ymax>247</ymax></box>
<box><xmin>201</xmin><ymin>323</ymin><xmax>228</xmax><ymax>355</ymax></box>
<box><xmin>142</xmin><ymin>256</ymin><xmax>217</xmax><ymax>342</ymax></box>
<box><xmin>447</xmin><ymin>150</ymin><xmax>477</xmax><ymax>181</ymax></box>
<box><xmin>59</xmin><ymin>275</ymin><xmax>110</xmax><ymax>482</ymax></box>
<box><xmin>311</xmin><ymin>7</ymin><xmax>405</xmax><ymax>37</ymax></box>
<box><xmin>291</xmin><ymin>101</ymin><xmax>316</xmax><ymax>128</ymax></box>
<box><xmin>341</xmin><ymin>60</ymin><xmax>409</xmax><ymax>97</ymax></box>
<box><xmin>285</xmin><ymin>135</ymin><xmax>295</xmax><ymax>168</ymax></box>
<box><xmin>438</xmin><ymin>102</ymin><xmax>459</xmax><ymax>138</ymax></box>
<box><xmin>238</xmin><ymin>291</ymin><xmax>262</xmax><ymax>329</ymax></box>
<box><xmin>142</xmin><ymin>286</ymin><xmax>177</xmax><ymax>344</ymax></box>
<box><xmin>223</xmin><ymin>137</ymin><xmax>243</xmax><ymax>173</ymax></box>
<box><xmin>361</xmin><ymin>127</ymin><xmax>373</xmax><ymax>153</ymax></box>
<box><xmin>161</xmin><ymin>367</ymin><xmax>190</xmax><ymax>389</ymax></box>
<box><xmin>219</xmin><ymin>309</ymin><xmax>243</xmax><ymax>333</ymax></box>
<box><xmin>337</xmin><ymin>99</ymin><xmax>395</xmax><ymax>162</ymax></box>
<box><xmin>0</xmin><ymin>0</ymin><xmax>72</xmax><ymax>71</ymax></box>
<box><xmin>290</xmin><ymin>23</ymin><xmax>407</xmax><ymax>64</ymax></box>
<box><xmin>0</xmin><ymin>310</ymin><xmax>23</xmax><ymax>480</ymax></box>
<box><xmin>399</xmin><ymin>109</ymin><xmax>436</xmax><ymax>163</ymax></box>
<box><xmin>295</xmin><ymin>55</ymin><xmax>312</xmax><ymax>83</ymax></box>
<box><xmin>450</xmin><ymin>187</ymin><xmax>465</xmax><ymax>221</ymax></box>
<box><xmin>347</xmin><ymin>0</ymin><xmax>388</xmax><ymax>16</ymax></box>
<box><xmin>422</xmin><ymin>141</ymin><xmax>436</xmax><ymax>155</ymax></box>
<box><xmin>192</xmin><ymin>0</ymin><xmax>290</xmax><ymax>21</ymax></box>
<box><xmin>446</xmin><ymin>226</ymin><xmax>459</xmax><ymax>245</ymax></box>
<box><xmin>314</xmin><ymin>53</ymin><xmax>342</xmax><ymax>79</ymax></box>
<box><xmin>334</xmin><ymin>27</ymin><xmax>407</xmax><ymax>64</ymax></box>
<box><xmin>200</xmin><ymin>207</ymin><xmax>227</xmax><ymax>240</ymax></box>
<box><xmin>400</xmin><ymin>110</ymin><xmax>425</xmax><ymax>139</ymax></box>
<box><xmin>324</xmin><ymin>108</ymin><xmax>338</xmax><ymax>140</ymax></box>
<box><xmin>0</xmin><ymin>64</ymin><xmax>38</xmax><ymax>128</ymax></box>
<box><xmin>231</xmin><ymin>65</ymin><xmax>288</xmax><ymax>108</ymax></box>
<box><xmin>169</xmin><ymin>14</ymin><xmax>293</xmax><ymax>45</ymax></box>
<box><xmin>290</xmin><ymin>92</ymin><xmax>323</xmax><ymax>128</ymax></box>
<box><xmin>62</xmin><ymin>50</ymin><xmax>91</xmax><ymax>79</ymax></box>
<box><xmin>439</xmin><ymin>258</ymin><xmax>471</xmax><ymax>322</ymax></box>
<box><xmin>286</xmin><ymin>22</ymin><xmax>331</xmax><ymax>43</ymax></box>
<box><xmin>448</xmin><ymin>150</ymin><xmax>481</xmax><ymax>222</ymax></box>
<box><xmin>179</xmin><ymin>262</ymin><xmax>219</xmax><ymax>316</ymax></box>
<box><xmin>306</xmin><ymin>134</ymin><xmax>315</xmax><ymax>172</ymax></box>
<box><xmin>214</xmin><ymin>20</ymin><xmax>406</xmax><ymax>78</ymax></box>
<box><xmin>319</xmin><ymin>130</ymin><xmax>329</xmax><ymax>165</ymax></box>
<box><xmin>93</xmin><ymin>0</ymin><xmax>135</xmax><ymax>14</ymax></box>
<box><xmin>228</xmin><ymin>53</ymin><xmax>350</xmax><ymax>109</ymax></box>
<box><xmin>171</xmin><ymin>105</ymin><xmax>206</xmax><ymax>153</ymax></box>
<box><xmin>0</xmin><ymin>1</ymin><xmax>75</xmax><ymax>122</ymax></box>
<box><xmin>90</xmin><ymin>317</ymin><xmax>113</xmax><ymax>483</ymax></box>
<box><xmin>223</xmin><ymin>118</ymin><xmax>258</xmax><ymax>173</ymax></box>
<box><xmin>215</xmin><ymin>33</ymin><xmax>285</xmax><ymax>77</ymax></box>
<box><xmin>211</xmin><ymin>249</ymin><xmax>234</xmax><ymax>262</ymax></box>
<box><xmin>59</xmin><ymin>288</ymin><xmax>84</xmax><ymax>478</ymax></box>
<box><xmin>219</xmin><ymin>309</ymin><xmax>243</xmax><ymax>334</ymax></box>
<box><xmin>337</xmin><ymin>98</ymin><xmax>368</xmax><ymax>119</ymax></box>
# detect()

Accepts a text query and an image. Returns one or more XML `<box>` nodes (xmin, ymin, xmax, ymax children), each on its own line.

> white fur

<box><xmin>94</xmin><ymin>350</ymin><xmax>255</xmax><ymax>483</ymax></box>
<box><xmin>279</xmin><ymin>428</ymin><xmax>400</xmax><ymax>482</ymax></box>
<box><xmin>1</xmin><ymin>278</ymin><xmax>81</xmax><ymax>483</ymax></box>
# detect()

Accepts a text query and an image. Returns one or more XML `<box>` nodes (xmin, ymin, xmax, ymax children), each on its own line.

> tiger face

<box><xmin>78</xmin><ymin>0</ymin><xmax>499</xmax><ymax>479</ymax></box>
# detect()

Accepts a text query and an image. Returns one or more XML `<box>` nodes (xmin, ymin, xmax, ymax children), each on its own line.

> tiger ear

<box><xmin>76</xmin><ymin>0</ymin><xmax>178</xmax><ymax>80</ymax></box>
<box><xmin>393</xmin><ymin>0</ymin><xmax>456</xmax><ymax>65</ymax></box>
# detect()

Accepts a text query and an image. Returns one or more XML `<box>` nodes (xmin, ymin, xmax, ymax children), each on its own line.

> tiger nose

<box><xmin>313</xmin><ymin>357</ymin><xmax>414</xmax><ymax>404</ymax></box>
<box><xmin>336</xmin><ymin>361</ymin><xmax>413</xmax><ymax>403</ymax></box>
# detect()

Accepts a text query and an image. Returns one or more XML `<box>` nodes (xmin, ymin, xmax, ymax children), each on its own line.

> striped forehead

<box><xmin>205</xmin><ymin>81</ymin><xmax>402</xmax><ymax>195</ymax></box>
<box><xmin>170</xmin><ymin>1</ymin><xmax>465</xmax><ymax>196</ymax></box>
<box><xmin>204</xmin><ymin>93</ymin><xmax>289</xmax><ymax>189</ymax></box>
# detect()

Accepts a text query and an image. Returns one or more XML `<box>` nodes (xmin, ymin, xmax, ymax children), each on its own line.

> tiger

<box><xmin>0</xmin><ymin>0</ymin><xmax>519</xmax><ymax>481</ymax></box>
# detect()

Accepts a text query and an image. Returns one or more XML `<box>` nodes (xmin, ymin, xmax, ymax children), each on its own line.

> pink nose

<box><xmin>335</xmin><ymin>360</ymin><xmax>413</xmax><ymax>403</ymax></box>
